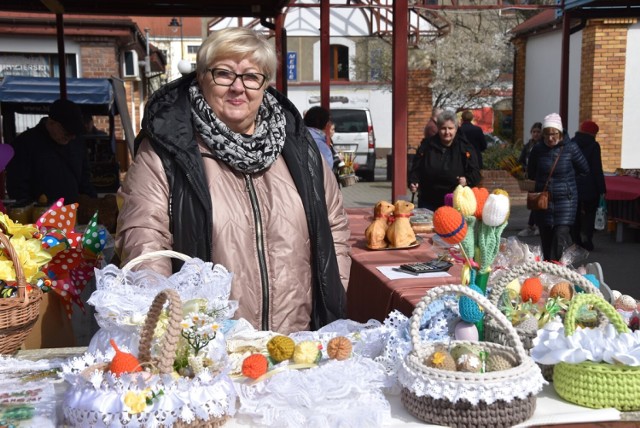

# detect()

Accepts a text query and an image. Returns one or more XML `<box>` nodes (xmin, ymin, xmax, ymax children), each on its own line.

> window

<box><xmin>187</xmin><ymin>45</ymin><xmax>199</xmax><ymax>54</ymax></box>
<box><xmin>330</xmin><ymin>44</ymin><xmax>349</xmax><ymax>81</ymax></box>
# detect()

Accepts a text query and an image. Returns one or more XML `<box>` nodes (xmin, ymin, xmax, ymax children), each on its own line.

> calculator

<box><xmin>398</xmin><ymin>260</ymin><xmax>453</xmax><ymax>274</ymax></box>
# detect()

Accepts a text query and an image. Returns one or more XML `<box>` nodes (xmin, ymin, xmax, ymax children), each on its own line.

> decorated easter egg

<box><xmin>242</xmin><ymin>353</ymin><xmax>269</xmax><ymax>379</ymax></box>
<box><xmin>433</xmin><ymin>206</ymin><xmax>467</xmax><ymax>245</ymax></box>
<box><xmin>505</xmin><ymin>278</ymin><xmax>521</xmax><ymax>296</ymax></box>
<box><xmin>327</xmin><ymin>336</ymin><xmax>352</xmax><ymax>361</ymax></box>
<box><xmin>549</xmin><ymin>281</ymin><xmax>573</xmax><ymax>300</ymax></box>
<box><xmin>456</xmin><ymin>352</ymin><xmax>483</xmax><ymax>373</ymax></box>
<box><xmin>450</xmin><ymin>344</ymin><xmax>481</xmax><ymax>361</ymax></box>
<box><xmin>424</xmin><ymin>348</ymin><xmax>456</xmax><ymax>371</ymax></box>
<box><xmin>487</xmin><ymin>351</ymin><xmax>517</xmax><ymax>372</ymax></box>
<box><xmin>616</xmin><ymin>295</ymin><xmax>637</xmax><ymax>311</ymax></box>
<box><xmin>293</xmin><ymin>341</ymin><xmax>323</xmax><ymax>364</ymax></box>
<box><xmin>521</xmin><ymin>277</ymin><xmax>543</xmax><ymax>303</ymax></box>
<box><xmin>454</xmin><ymin>321</ymin><xmax>479</xmax><ymax>341</ymax></box>
<box><xmin>267</xmin><ymin>335</ymin><xmax>295</xmax><ymax>363</ymax></box>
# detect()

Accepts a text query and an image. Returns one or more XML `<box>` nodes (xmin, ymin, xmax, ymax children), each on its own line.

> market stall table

<box><xmin>605</xmin><ymin>175</ymin><xmax>640</xmax><ymax>242</ymax></box>
<box><xmin>346</xmin><ymin>207</ymin><xmax>462</xmax><ymax>322</ymax></box>
<box><xmin>4</xmin><ymin>347</ymin><xmax>639</xmax><ymax>427</ymax></box>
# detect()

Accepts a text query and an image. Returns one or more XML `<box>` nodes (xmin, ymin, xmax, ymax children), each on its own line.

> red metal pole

<box><xmin>320</xmin><ymin>0</ymin><xmax>330</xmax><ymax>111</ymax></box>
<box><xmin>392</xmin><ymin>0</ymin><xmax>409</xmax><ymax>201</ymax></box>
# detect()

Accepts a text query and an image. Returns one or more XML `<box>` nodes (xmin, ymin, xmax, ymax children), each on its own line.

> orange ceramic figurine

<box><xmin>386</xmin><ymin>200</ymin><xmax>416</xmax><ymax>248</ymax></box>
<box><xmin>365</xmin><ymin>200</ymin><xmax>395</xmax><ymax>249</ymax></box>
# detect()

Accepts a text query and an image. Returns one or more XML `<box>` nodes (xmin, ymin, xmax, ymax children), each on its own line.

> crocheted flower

<box><xmin>476</xmin><ymin>193</ymin><xmax>510</xmax><ymax>272</ymax></box>
<box><xmin>482</xmin><ymin>193</ymin><xmax>509</xmax><ymax>227</ymax></box>
<box><xmin>472</xmin><ymin>187</ymin><xmax>489</xmax><ymax>220</ymax></box>
<box><xmin>433</xmin><ymin>206</ymin><xmax>467</xmax><ymax>245</ymax></box>
<box><xmin>123</xmin><ymin>389</ymin><xmax>151</xmax><ymax>414</ymax></box>
<box><xmin>453</xmin><ymin>185</ymin><xmax>477</xmax><ymax>217</ymax></box>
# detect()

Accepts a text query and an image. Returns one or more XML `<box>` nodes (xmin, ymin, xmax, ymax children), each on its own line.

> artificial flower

<box><xmin>0</xmin><ymin>235</ymin><xmax>51</xmax><ymax>283</ymax></box>
<box><xmin>0</xmin><ymin>213</ymin><xmax>38</xmax><ymax>239</ymax></box>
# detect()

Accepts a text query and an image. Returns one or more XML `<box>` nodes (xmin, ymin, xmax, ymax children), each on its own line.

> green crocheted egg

<box><xmin>486</xmin><ymin>351</ymin><xmax>517</xmax><ymax>372</ymax></box>
<box><xmin>455</xmin><ymin>352</ymin><xmax>483</xmax><ymax>373</ymax></box>
<box><xmin>450</xmin><ymin>344</ymin><xmax>481</xmax><ymax>361</ymax></box>
<box><xmin>424</xmin><ymin>349</ymin><xmax>456</xmax><ymax>371</ymax></box>
<box><xmin>267</xmin><ymin>335</ymin><xmax>296</xmax><ymax>363</ymax></box>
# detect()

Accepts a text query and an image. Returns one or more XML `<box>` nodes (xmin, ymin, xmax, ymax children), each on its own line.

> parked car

<box><xmin>330</xmin><ymin>108</ymin><xmax>376</xmax><ymax>182</ymax></box>
<box><xmin>484</xmin><ymin>133</ymin><xmax>507</xmax><ymax>148</ymax></box>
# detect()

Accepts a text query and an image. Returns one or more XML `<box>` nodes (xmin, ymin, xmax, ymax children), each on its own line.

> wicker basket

<box><xmin>339</xmin><ymin>174</ymin><xmax>357</xmax><ymax>187</ymax></box>
<box><xmin>0</xmin><ymin>232</ymin><xmax>43</xmax><ymax>355</ymax></box>
<box><xmin>399</xmin><ymin>285</ymin><xmax>545</xmax><ymax>428</ymax></box>
<box><xmin>553</xmin><ymin>293</ymin><xmax>640</xmax><ymax>411</ymax></box>
<box><xmin>484</xmin><ymin>261</ymin><xmax>602</xmax><ymax>381</ymax></box>
<box><xmin>63</xmin><ymin>288</ymin><xmax>234</xmax><ymax>427</ymax></box>
<box><xmin>518</xmin><ymin>179</ymin><xmax>536</xmax><ymax>192</ymax></box>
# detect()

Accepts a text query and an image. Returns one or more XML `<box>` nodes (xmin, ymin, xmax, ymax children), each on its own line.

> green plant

<box><xmin>482</xmin><ymin>143</ymin><xmax>521</xmax><ymax>170</ymax></box>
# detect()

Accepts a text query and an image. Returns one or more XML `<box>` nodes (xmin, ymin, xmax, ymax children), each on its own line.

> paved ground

<box><xmin>343</xmin><ymin>159</ymin><xmax>640</xmax><ymax>299</ymax></box>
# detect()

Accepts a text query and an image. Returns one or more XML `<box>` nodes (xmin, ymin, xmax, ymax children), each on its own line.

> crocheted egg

<box><xmin>433</xmin><ymin>206</ymin><xmax>467</xmax><ymax>245</ymax></box>
<box><xmin>326</xmin><ymin>336</ymin><xmax>352</xmax><ymax>361</ymax></box>
<box><xmin>242</xmin><ymin>353</ymin><xmax>269</xmax><ymax>379</ymax></box>
<box><xmin>453</xmin><ymin>185</ymin><xmax>477</xmax><ymax>217</ymax></box>
<box><xmin>293</xmin><ymin>341</ymin><xmax>322</xmax><ymax>364</ymax></box>
<box><xmin>505</xmin><ymin>279</ymin><xmax>521</xmax><ymax>296</ymax></box>
<box><xmin>516</xmin><ymin>316</ymin><xmax>539</xmax><ymax>333</ymax></box>
<box><xmin>450</xmin><ymin>344</ymin><xmax>481</xmax><ymax>361</ymax></box>
<box><xmin>458</xmin><ymin>284</ymin><xmax>484</xmax><ymax>323</ymax></box>
<box><xmin>612</xmin><ymin>290</ymin><xmax>622</xmax><ymax>302</ymax></box>
<box><xmin>454</xmin><ymin>321</ymin><xmax>479</xmax><ymax>341</ymax></box>
<box><xmin>521</xmin><ymin>277</ymin><xmax>543</xmax><ymax>303</ymax></box>
<box><xmin>267</xmin><ymin>335</ymin><xmax>295</xmax><ymax>363</ymax></box>
<box><xmin>482</xmin><ymin>193</ymin><xmax>510</xmax><ymax>226</ymax></box>
<box><xmin>424</xmin><ymin>349</ymin><xmax>456</xmax><ymax>371</ymax></box>
<box><xmin>549</xmin><ymin>281</ymin><xmax>573</xmax><ymax>300</ymax></box>
<box><xmin>456</xmin><ymin>352</ymin><xmax>482</xmax><ymax>373</ymax></box>
<box><xmin>108</xmin><ymin>339</ymin><xmax>142</xmax><ymax>377</ymax></box>
<box><xmin>487</xmin><ymin>351</ymin><xmax>517</xmax><ymax>372</ymax></box>
<box><xmin>616</xmin><ymin>295</ymin><xmax>637</xmax><ymax>311</ymax></box>
<box><xmin>472</xmin><ymin>187</ymin><xmax>489</xmax><ymax>220</ymax></box>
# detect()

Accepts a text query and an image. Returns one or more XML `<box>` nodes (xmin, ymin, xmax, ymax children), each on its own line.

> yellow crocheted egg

<box><xmin>487</xmin><ymin>351</ymin><xmax>517</xmax><ymax>372</ymax></box>
<box><xmin>505</xmin><ymin>279</ymin><xmax>521</xmax><ymax>296</ymax></box>
<box><xmin>455</xmin><ymin>352</ymin><xmax>482</xmax><ymax>373</ymax></box>
<box><xmin>267</xmin><ymin>335</ymin><xmax>296</xmax><ymax>363</ymax></box>
<box><xmin>327</xmin><ymin>336</ymin><xmax>352</xmax><ymax>361</ymax></box>
<box><xmin>549</xmin><ymin>281</ymin><xmax>573</xmax><ymax>300</ymax></box>
<box><xmin>424</xmin><ymin>349</ymin><xmax>456</xmax><ymax>371</ymax></box>
<box><xmin>293</xmin><ymin>341</ymin><xmax>322</xmax><ymax>364</ymax></box>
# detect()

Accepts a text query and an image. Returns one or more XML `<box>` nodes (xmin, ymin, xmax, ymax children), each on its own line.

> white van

<box><xmin>330</xmin><ymin>108</ymin><xmax>376</xmax><ymax>181</ymax></box>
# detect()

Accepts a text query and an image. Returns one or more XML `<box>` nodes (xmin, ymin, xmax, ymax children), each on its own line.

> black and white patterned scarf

<box><xmin>189</xmin><ymin>80</ymin><xmax>286</xmax><ymax>174</ymax></box>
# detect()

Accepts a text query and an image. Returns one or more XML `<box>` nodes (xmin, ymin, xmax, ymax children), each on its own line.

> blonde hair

<box><xmin>196</xmin><ymin>27</ymin><xmax>277</xmax><ymax>82</ymax></box>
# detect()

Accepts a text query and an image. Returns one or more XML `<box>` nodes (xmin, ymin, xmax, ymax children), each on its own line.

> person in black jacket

<box><xmin>571</xmin><ymin>120</ymin><xmax>606</xmax><ymax>251</ymax></box>
<box><xmin>409</xmin><ymin>110</ymin><xmax>481</xmax><ymax>210</ymax></box>
<box><xmin>459</xmin><ymin>110</ymin><xmax>487</xmax><ymax>169</ymax></box>
<box><xmin>527</xmin><ymin>113</ymin><xmax>589</xmax><ymax>261</ymax></box>
<box><xmin>517</xmin><ymin>122</ymin><xmax>543</xmax><ymax>237</ymax></box>
<box><xmin>6</xmin><ymin>98</ymin><xmax>96</xmax><ymax>204</ymax></box>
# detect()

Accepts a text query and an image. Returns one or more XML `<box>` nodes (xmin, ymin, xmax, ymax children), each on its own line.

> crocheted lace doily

<box><xmin>235</xmin><ymin>357</ymin><xmax>389</xmax><ymax>427</ymax></box>
<box><xmin>532</xmin><ymin>321</ymin><xmax>640</xmax><ymax>366</ymax></box>
<box><xmin>61</xmin><ymin>350</ymin><xmax>236</xmax><ymax>428</ymax></box>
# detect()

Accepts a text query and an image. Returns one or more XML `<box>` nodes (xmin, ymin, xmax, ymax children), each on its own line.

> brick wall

<box><xmin>579</xmin><ymin>18</ymin><xmax>636</xmax><ymax>173</ymax></box>
<box><xmin>407</xmin><ymin>68</ymin><xmax>432</xmax><ymax>153</ymax></box>
<box><xmin>479</xmin><ymin>170</ymin><xmax>527</xmax><ymax>205</ymax></box>
<box><xmin>512</xmin><ymin>38</ymin><xmax>526</xmax><ymax>149</ymax></box>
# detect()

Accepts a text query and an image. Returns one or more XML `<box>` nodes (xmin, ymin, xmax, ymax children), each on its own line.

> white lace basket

<box><xmin>88</xmin><ymin>250</ymin><xmax>236</xmax><ymax>356</ymax></box>
<box><xmin>62</xmin><ymin>289</ymin><xmax>236</xmax><ymax>427</ymax></box>
<box><xmin>398</xmin><ymin>285</ymin><xmax>545</xmax><ymax>428</ymax></box>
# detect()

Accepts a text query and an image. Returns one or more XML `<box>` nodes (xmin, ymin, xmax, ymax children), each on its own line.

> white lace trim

<box><xmin>61</xmin><ymin>350</ymin><xmax>236</xmax><ymax>427</ymax></box>
<box><xmin>398</xmin><ymin>344</ymin><xmax>545</xmax><ymax>405</ymax></box>
<box><xmin>235</xmin><ymin>357</ymin><xmax>390</xmax><ymax>427</ymax></box>
<box><xmin>531</xmin><ymin>321</ymin><xmax>640</xmax><ymax>366</ymax></box>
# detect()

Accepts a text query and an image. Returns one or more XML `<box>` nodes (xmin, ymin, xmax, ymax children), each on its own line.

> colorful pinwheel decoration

<box><xmin>37</xmin><ymin>198</ymin><xmax>107</xmax><ymax>319</ymax></box>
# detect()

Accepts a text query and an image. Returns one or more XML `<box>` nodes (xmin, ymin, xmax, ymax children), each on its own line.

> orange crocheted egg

<box><xmin>108</xmin><ymin>339</ymin><xmax>142</xmax><ymax>377</ymax></box>
<box><xmin>242</xmin><ymin>354</ymin><xmax>269</xmax><ymax>379</ymax></box>
<box><xmin>327</xmin><ymin>336</ymin><xmax>353</xmax><ymax>361</ymax></box>
<box><xmin>549</xmin><ymin>281</ymin><xmax>573</xmax><ymax>300</ymax></box>
<box><xmin>433</xmin><ymin>206</ymin><xmax>467</xmax><ymax>245</ymax></box>
<box><xmin>472</xmin><ymin>187</ymin><xmax>489</xmax><ymax>219</ymax></box>
<box><xmin>520</xmin><ymin>277</ymin><xmax>543</xmax><ymax>303</ymax></box>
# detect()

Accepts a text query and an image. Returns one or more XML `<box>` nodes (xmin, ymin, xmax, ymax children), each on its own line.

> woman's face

<box><xmin>198</xmin><ymin>56</ymin><xmax>266</xmax><ymax>134</ymax></box>
<box><xmin>543</xmin><ymin>127</ymin><xmax>562</xmax><ymax>147</ymax></box>
<box><xmin>438</xmin><ymin>120</ymin><xmax>457</xmax><ymax>146</ymax></box>
<box><xmin>530</xmin><ymin>128</ymin><xmax>542</xmax><ymax>141</ymax></box>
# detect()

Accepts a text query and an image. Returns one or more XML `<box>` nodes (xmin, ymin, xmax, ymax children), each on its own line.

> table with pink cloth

<box><xmin>605</xmin><ymin>175</ymin><xmax>640</xmax><ymax>241</ymax></box>
<box><xmin>345</xmin><ymin>207</ymin><xmax>462</xmax><ymax>323</ymax></box>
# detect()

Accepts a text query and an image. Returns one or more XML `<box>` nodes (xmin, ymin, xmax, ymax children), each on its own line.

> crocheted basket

<box><xmin>398</xmin><ymin>285</ymin><xmax>545</xmax><ymax>428</ymax></box>
<box><xmin>0</xmin><ymin>231</ymin><xmax>43</xmax><ymax>355</ymax></box>
<box><xmin>485</xmin><ymin>261</ymin><xmax>602</xmax><ymax>381</ymax></box>
<box><xmin>553</xmin><ymin>293</ymin><xmax>640</xmax><ymax>411</ymax></box>
<box><xmin>63</xmin><ymin>288</ymin><xmax>235</xmax><ymax>427</ymax></box>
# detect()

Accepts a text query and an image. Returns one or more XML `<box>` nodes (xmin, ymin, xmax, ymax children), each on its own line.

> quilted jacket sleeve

<box><xmin>115</xmin><ymin>138</ymin><xmax>173</xmax><ymax>276</ymax></box>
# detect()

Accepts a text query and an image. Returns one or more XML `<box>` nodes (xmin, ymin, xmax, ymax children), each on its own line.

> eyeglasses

<box><xmin>543</xmin><ymin>131</ymin><xmax>561</xmax><ymax>137</ymax></box>
<box><xmin>209</xmin><ymin>68</ymin><xmax>267</xmax><ymax>90</ymax></box>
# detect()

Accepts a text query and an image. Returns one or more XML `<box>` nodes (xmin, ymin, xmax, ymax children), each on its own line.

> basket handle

<box><xmin>0</xmin><ymin>232</ymin><xmax>29</xmax><ymax>308</ymax></box>
<box><xmin>138</xmin><ymin>289</ymin><xmax>183</xmax><ymax>374</ymax></box>
<box><xmin>409</xmin><ymin>284</ymin><xmax>529</xmax><ymax>362</ymax></box>
<box><xmin>121</xmin><ymin>250</ymin><xmax>193</xmax><ymax>272</ymax></box>
<box><xmin>488</xmin><ymin>261</ymin><xmax>602</xmax><ymax>305</ymax></box>
<box><xmin>563</xmin><ymin>293</ymin><xmax>629</xmax><ymax>337</ymax></box>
